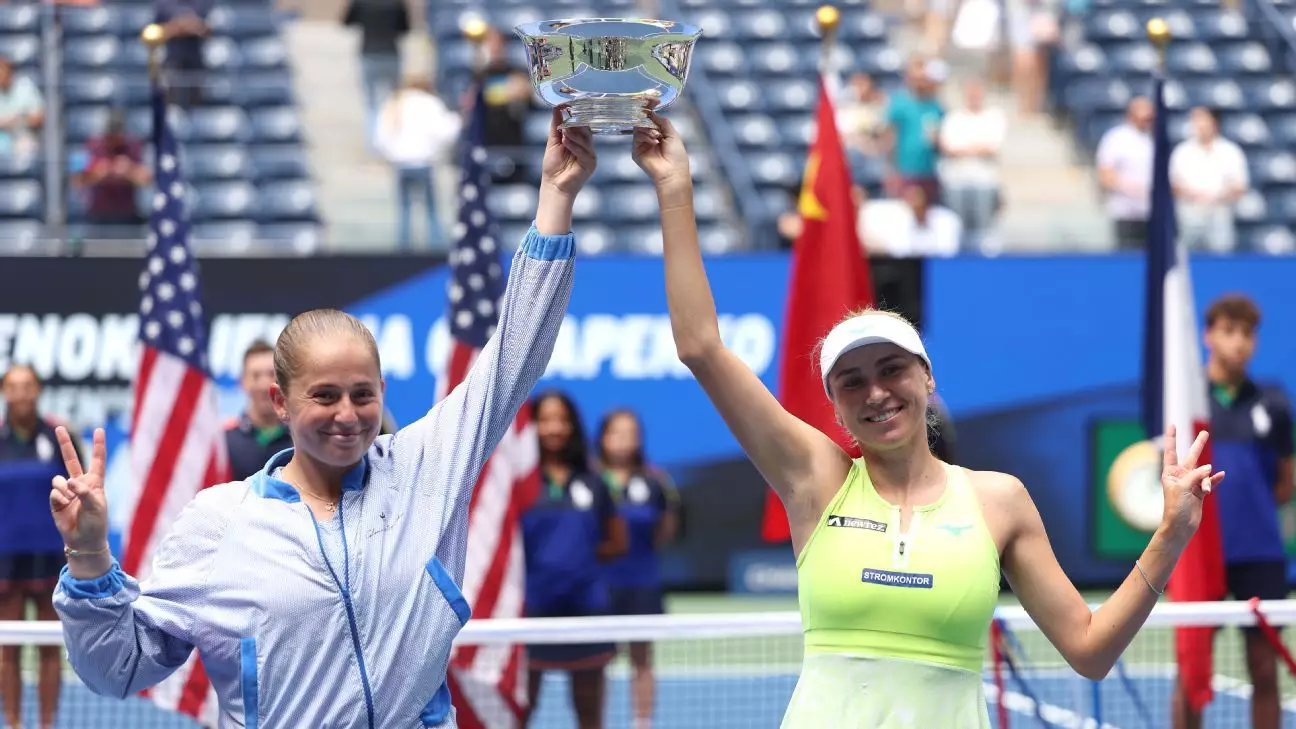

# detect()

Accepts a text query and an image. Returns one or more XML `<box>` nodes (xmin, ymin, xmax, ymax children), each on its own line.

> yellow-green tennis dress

<box><xmin>782</xmin><ymin>460</ymin><xmax>1001</xmax><ymax>728</ymax></box>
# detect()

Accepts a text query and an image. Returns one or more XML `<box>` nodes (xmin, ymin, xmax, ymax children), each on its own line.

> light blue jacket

<box><xmin>53</xmin><ymin>225</ymin><xmax>576</xmax><ymax>729</ymax></box>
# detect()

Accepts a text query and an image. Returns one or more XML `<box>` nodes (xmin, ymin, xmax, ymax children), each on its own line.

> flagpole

<box><xmin>816</xmin><ymin>5</ymin><xmax>839</xmax><ymax>62</ymax></box>
<box><xmin>1147</xmin><ymin>17</ymin><xmax>1170</xmax><ymax>73</ymax></box>
<box><xmin>142</xmin><ymin>23</ymin><xmax>165</xmax><ymax>87</ymax></box>
<box><xmin>815</xmin><ymin>4</ymin><xmax>840</xmax><ymax>93</ymax></box>
<box><xmin>463</xmin><ymin>17</ymin><xmax>489</xmax><ymax>76</ymax></box>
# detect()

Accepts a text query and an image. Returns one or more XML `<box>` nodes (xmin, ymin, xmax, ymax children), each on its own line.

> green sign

<box><xmin>1091</xmin><ymin>418</ymin><xmax>1296</xmax><ymax>562</ymax></box>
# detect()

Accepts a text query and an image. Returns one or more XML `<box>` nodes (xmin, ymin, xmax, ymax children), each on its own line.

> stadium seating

<box><xmin>428</xmin><ymin>0</ymin><xmax>903</xmax><ymax>252</ymax></box>
<box><xmin>430</xmin><ymin>0</ymin><xmax>907</xmax><ymax>252</ymax></box>
<box><xmin>1051</xmin><ymin>0</ymin><xmax>1296</xmax><ymax>252</ymax></box>
<box><xmin>57</xmin><ymin>0</ymin><xmax>321</xmax><ymax>253</ymax></box>
<box><xmin>0</xmin><ymin>2</ymin><xmax>46</xmax><ymax>251</ymax></box>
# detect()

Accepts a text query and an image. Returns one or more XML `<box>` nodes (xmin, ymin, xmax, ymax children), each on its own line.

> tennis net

<box><xmin>2</xmin><ymin>599</ymin><xmax>1296</xmax><ymax>728</ymax></box>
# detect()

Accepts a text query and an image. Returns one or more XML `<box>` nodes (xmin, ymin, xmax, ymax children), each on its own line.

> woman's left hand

<box><xmin>1159</xmin><ymin>424</ymin><xmax>1226</xmax><ymax>543</ymax></box>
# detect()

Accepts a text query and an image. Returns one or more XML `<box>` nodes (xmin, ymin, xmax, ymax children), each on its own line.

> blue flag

<box><xmin>1140</xmin><ymin>73</ymin><xmax>1176</xmax><ymax>440</ymax></box>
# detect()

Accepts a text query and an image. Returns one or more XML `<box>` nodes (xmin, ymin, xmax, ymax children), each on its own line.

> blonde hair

<box><xmin>813</xmin><ymin>307</ymin><xmax>924</xmax><ymax>381</ymax></box>
<box><xmin>815</xmin><ymin>307</ymin><xmax>943</xmax><ymax>449</ymax></box>
<box><xmin>273</xmin><ymin>309</ymin><xmax>380</xmax><ymax>392</ymax></box>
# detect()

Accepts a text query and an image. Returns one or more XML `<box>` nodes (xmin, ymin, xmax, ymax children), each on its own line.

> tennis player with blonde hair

<box><xmin>631</xmin><ymin>111</ymin><xmax>1225</xmax><ymax>728</ymax></box>
<box><xmin>47</xmin><ymin>108</ymin><xmax>595</xmax><ymax>729</ymax></box>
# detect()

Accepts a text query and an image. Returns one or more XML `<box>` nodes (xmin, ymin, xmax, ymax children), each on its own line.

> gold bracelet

<box><xmin>64</xmin><ymin>546</ymin><xmax>111</xmax><ymax>559</ymax></box>
<box><xmin>1135</xmin><ymin>560</ymin><xmax>1164</xmax><ymax>596</ymax></box>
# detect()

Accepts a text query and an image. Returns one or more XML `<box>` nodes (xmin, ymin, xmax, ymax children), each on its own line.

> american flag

<box><xmin>444</xmin><ymin>84</ymin><xmax>538</xmax><ymax>729</ymax></box>
<box><xmin>124</xmin><ymin>86</ymin><xmax>229</xmax><ymax>727</ymax></box>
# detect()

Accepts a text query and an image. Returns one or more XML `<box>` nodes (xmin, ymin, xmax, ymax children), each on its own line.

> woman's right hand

<box><xmin>49</xmin><ymin>426</ymin><xmax>110</xmax><ymax>553</ymax></box>
<box><xmin>632</xmin><ymin>111</ymin><xmax>692</xmax><ymax>193</ymax></box>
<box><xmin>540</xmin><ymin>107</ymin><xmax>597</xmax><ymax>198</ymax></box>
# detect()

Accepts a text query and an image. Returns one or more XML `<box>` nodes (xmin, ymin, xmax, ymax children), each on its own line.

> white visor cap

<box><xmin>819</xmin><ymin>313</ymin><xmax>931</xmax><ymax>394</ymax></box>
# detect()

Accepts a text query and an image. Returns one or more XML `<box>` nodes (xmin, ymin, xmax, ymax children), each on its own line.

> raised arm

<box><xmin>631</xmin><ymin>114</ymin><xmax>849</xmax><ymax>545</ymax></box>
<box><xmin>49</xmin><ymin>428</ymin><xmax>226</xmax><ymax>698</ymax></box>
<box><xmin>394</xmin><ymin>108</ymin><xmax>595</xmax><ymax>532</ymax></box>
<box><xmin>1003</xmin><ymin>425</ymin><xmax>1225</xmax><ymax>679</ymax></box>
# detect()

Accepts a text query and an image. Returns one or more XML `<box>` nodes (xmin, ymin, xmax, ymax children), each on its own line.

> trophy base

<box><xmin>560</xmin><ymin>98</ymin><xmax>655</xmax><ymax>136</ymax></box>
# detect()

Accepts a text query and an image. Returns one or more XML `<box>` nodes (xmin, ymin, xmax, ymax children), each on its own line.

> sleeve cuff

<box><xmin>58</xmin><ymin>559</ymin><xmax>127</xmax><ymax>600</ymax></box>
<box><xmin>521</xmin><ymin>222</ymin><xmax>576</xmax><ymax>261</ymax></box>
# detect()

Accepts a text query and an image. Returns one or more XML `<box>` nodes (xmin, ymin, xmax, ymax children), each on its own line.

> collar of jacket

<box><xmin>248</xmin><ymin>446</ymin><xmax>370</xmax><ymax>503</ymax></box>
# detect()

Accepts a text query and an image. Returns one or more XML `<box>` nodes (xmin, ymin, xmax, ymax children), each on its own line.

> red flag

<box><xmin>127</xmin><ymin>84</ymin><xmax>229</xmax><ymax>726</ymax></box>
<box><xmin>761</xmin><ymin>77</ymin><xmax>875</xmax><ymax>543</ymax></box>
<box><xmin>446</xmin><ymin>84</ymin><xmax>535</xmax><ymax>728</ymax></box>
<box><xmin>1142</xmin><ymin>74</ymin><xmax>1225</xmax><ymax>712</ymax></box>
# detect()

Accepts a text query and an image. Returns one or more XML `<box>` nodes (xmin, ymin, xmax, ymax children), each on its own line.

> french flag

<box><xmin>1141</xmin><ymin>72</ymin><xmax>1225</xmax><ymax>713</ymax></box>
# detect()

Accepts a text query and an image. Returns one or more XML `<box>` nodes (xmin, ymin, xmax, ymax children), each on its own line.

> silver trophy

<box><xmin>514</xmin><ymin>18</ymin><xmax>703</xmax><ymax>135</ymax></box>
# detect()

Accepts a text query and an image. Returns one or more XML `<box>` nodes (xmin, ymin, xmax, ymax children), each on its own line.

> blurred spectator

<box><xmin>836</xmin><ymin>72</ymin><xmax>889</xmax><ymax>186</ymax></box>
<box><xmin>776</xmin><ymin>184</ymin><xmax>806</xmax><ymax>249</ymax></box>
<box><xmin>521</xmin><ymin>390</ymin><xmax>627</xmax><ymax>729</ymax></box>
<box><xmin>1170</xmin><ymin>107</ymin><xmax>1249</xmax><ymax>253</ymax></box>
<box><xmin>472</xmin><ymin>26</ymin><xmax>537</xmax><ymax>185</ymax></box>
<box><xmin>1096</xmin><ymin>96</ymin><xmax>1154</xmax><ymax>250</ymax></box>
<box><xmin>837</xmin><ymin>72</ymin><xmax>888</xmax><ymax>157</ymax></box>
<box><xmin>596</xmin><ymin>408</ymin><xmax>680</xmax><ymax>729</ymax></box>
<box><xmin>223</xmin><ymin>340</ymin><xmax>292</xmax><ymax>482</ymax></box>
<box><xmin>0</xmin><ymin>56</ymin><xmax>43</xmax><ymax>163</ymax></box>
<box><xmin>72</xmin><ymin>110</ymin><xmax>153</xmax><ymax>240</ymax></box>
<box><xmin>0</xmin><ymin>365</ymin><xmax>73</xmax><ymax>729</ymax></box>
<box><xmin>938</xmin><ymin>79</ymin><xmax>1005</xmax><ymax>252</ymax></box>
<box><xmin>343</xmin><ymin>0</ymin><xmax>410</xmax><ymax>149</ymax></box>
<box><xmin>373</xmin><ymin>74</ymin><xmax>460</xmax><ymax>251</ymax></box>
<box><xmin>1006</xmin><ymin>0</ymin><xmax>1059</xmax><ymax>116</ymax></box>
<box><xmin>919</xmin><ymin>0</ymin><xmax>956</xmax><ymax>55</ymax></box>
<box><xmin>155</xmin><ymin>0</ymin><xmax>214</xmax><ymax>109</ymax></box>
<box><xmin>884</xmin><ymin>57</ymin><xmax>946</xmax><ymax>203</ymax></box>
<box><xmin>860</xmin><ymin>182</ymin><xmax>962</xmax><ymax>257</ymax></box>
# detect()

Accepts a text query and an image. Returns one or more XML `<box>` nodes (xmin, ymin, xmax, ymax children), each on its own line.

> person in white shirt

<box><xmin>938</xmin><ymin>79</ymin><xmax>1005</xmax><ymax>252</ymax></box>
<box><xmin>373</xmin><ymin>75</ymin><xmax>462</xmax><ymax>251</ymax></box>
<box><xmin>0</xmin><ymin>56</ymin><xmax>43</xmax><ymax>162</ymax></box>
<box><xmin>859</xmin><ymin>182</ymin><xmax>963</xmax><ymax>257</ymax></box>
<box><xmin>1096</xmin><ymin>97</ymin><xmax>1155</xmax><ymax>250</ymax></box>
<box><xmin>1170</xmin><ymin>106</ymin><xmax>1249</xmax><ymax>253</ymax></box>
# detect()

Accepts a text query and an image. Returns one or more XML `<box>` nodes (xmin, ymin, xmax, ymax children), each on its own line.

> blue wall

<box><xmin>924</xmin><ymin>254</ymin><xmax>1296</xmax><ymax>584</ymax></box>
<box><xmin>81</xmin><ymin>252</ymin><xmax>1296</xmax><ymax>588</ymax></box>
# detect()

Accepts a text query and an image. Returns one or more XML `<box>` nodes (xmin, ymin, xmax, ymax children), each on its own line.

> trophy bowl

<box><xmin>514</xmin><ymin>18</ymin><xmax>703</xmax><ymax>135</ymax></box>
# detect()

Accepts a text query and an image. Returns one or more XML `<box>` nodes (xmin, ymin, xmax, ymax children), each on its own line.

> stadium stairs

<box><xmin>280</xmin><ymin>0</ymin><xmax>443</xmax><ymax>253</ymax></box>
<box><xmin>917</xmin><ymin>23</ymin><xmax>1115</xmax><ymax>253</ymax></box>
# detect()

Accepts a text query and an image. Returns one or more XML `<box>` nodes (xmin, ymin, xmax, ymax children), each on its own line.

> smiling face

<box><xmin>825</xmin><ymin>343</ymin><xmax>934</xmax><ymax>454</ymax></box>
<box><xmin>271</xmin><ymin>334</ymin><xmax>385</xmax><ymax>470</ymax></box>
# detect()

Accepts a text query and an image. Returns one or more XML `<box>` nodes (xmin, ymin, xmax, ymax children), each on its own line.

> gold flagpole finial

<box><xmin>142</xmin><ymin>23</ymin><xmax>166</xmax><ymax>85</ymax></box>
<box><xmin>815</xmin><ymin>5</ymin><xmax>840</xmax><ymax>37</ymax></box>
<box><xmin>815</xmin><ymin>5</ymin><xmax>840</xmax><ymax>74</ymax></box>
<box><xmin>1146</xmin><ymin>18</ymin><xmax>1171</xmax><ymax>71</ymax></box>
<box><xmin>463</xmin><ymin>17</ymin><xmax>489</xmax><ymax>43</ymax></box>
<box><xmin>462</xmin><ymin>16</ymin><xmax>490</xmax><ymax>73</ymax></box>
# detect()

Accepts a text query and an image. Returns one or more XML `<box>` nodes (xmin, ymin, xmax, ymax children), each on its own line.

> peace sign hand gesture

<box><xmin>1160</xmin><ymin>424</ymin><xmax>1227</xmax><ymax>544</ymax></box>
<box><xmin>49</xmin><ymin>427</ymin><xmax>110</xmax><ymax>553</ymax></box>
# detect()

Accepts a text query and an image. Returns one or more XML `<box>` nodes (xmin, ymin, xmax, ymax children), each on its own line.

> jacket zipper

<box><xmin>311</xmin><ymin>500</ymin><xmax>377</xmax><ymax>729</ymax></box>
